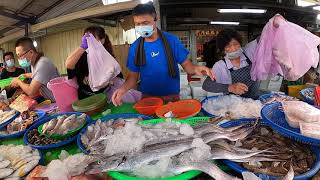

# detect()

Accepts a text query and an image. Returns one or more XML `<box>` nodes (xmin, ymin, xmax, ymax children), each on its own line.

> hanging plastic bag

<box><xmin>105</xmin><ymin>77</ymin><xmax>142</xmax><ymax>103</ymax></box>
<box><xmin>87</xmin><ymin>34</ymin><xmax>121</xmax><ymax>92</ymax></box>
<box><xmin>251</xmin><ymin>14</ymin><xmax>320</xmax><ymax>81</ymax></box>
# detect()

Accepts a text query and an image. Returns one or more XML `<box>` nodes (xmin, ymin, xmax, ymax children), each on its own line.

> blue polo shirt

<box><xmin>127</xmin><ymin>32</ymin><xmax>189</xmax><ymax>96</ymax></box>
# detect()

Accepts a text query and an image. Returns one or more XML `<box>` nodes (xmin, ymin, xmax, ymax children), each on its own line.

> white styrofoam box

<box><xmin>178</xmin><ymin>64</ymin><xmax>185</xmax><ymax>73</ymax></box>
<box><xmin>193</xmin><ymin>96</ymin><xmax>207</xmax><ymax>102</ymax></box>
<box><xmin>180</xmin><ymin>73</ymin><xmax>188</xmax><ymax>86</ymax></box>
<box><xmin>189</xmin><ymin>81</ymin><xmax>207</xmax><ymax>97</ymax></box>
<box><xmin>180</xmin><ymin>95</ymin><xmax>192</xmax><ymax>100</ymax></box>
<box><xmin>180</xmin><ymin>85</ymin><xmax>191</xmax><ymax>96</ymax></box>
<box><xmin>268</xmin><ymin>75</ymin><xmax>283</xmax><ymax>91</ymax></box>
<box><xmin>200</xmin><ymin>75</ymin><xmax>207</xmax><ymax>84</ymax></box>
<box><xmin>259</xmin><ymin>75</ymin><xmax>283</xmax><ymax>92</ymax></box>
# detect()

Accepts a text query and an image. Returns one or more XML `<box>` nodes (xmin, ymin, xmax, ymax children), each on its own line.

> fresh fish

<box><xmin>8</xmin><ymin>159</ymin><xmax>39</xmax><ymax>177</ymax></box>
<box><xmin>230</xmin><ymin>157</ymin><xmax>286</xmax><ymax>163</ymax></box>
<box><xmin>209</xmin><ymin>147</ymin><xmax>270</xmax><ymax>160</ymax></box>
<box><xmin>0</xmin><ymin>168</ymin><xmax>13</xmax><ymax>178</ymax></box>
<box><xmin>169</xmin><ymin>161</ymin><xmax>240</xmax><ymax>180</ymax></box>
<box><xmin>0</xmin><ymin>160</ymin><xmax>10</xmax><ymax>168</ymax></box>
<box><xmin>13</xmin><ymin>155</ymin><xmax>40</xmax><ymax>170</ymax></box>
<box><xmin>42</xmin><ymin>119</ymin><xmax>57</xmax><ymax>134</ymax></box>
<box><xmin>282</xmin><ymin>165</ymin><xmax>294</xmax><ymax>180</ymax></box>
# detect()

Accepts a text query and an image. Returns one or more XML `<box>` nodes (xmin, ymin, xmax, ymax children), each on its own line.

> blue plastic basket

<box><xmin>300</xmin><ymin>88</ymin><xmax>314</xmax><ymax>105</ymax></box>
<box><xmin>261</xmin><ymin>102</ymin><xmax>320</xmax><ymax>146</ymax></box>
<box><xmin>23</xmin><ymin>112</ymin><xmax>92</xmax><ymax>150</ymax></box>
<box><xmin>220</xmin><ymin>119</ymin><xmax>320</xmax><ymax>180</ymax></box>
<box><xmin>0</xmin><ymin>111</ymin><xmax>20</xmax><ymax>129</ymax></box>
<box><xmin>77</xmin><ymin>113</ymin><xmax>152</xmax><ymax>154</ymax></box>
<box><xmin>258</xmin><ymin>92</ymin><xmax>288</xmax><ymax>103</ymax></box>
<box><xmin>0</xmin><ymin>110</ymin><xmax>46</xmax><ymax>139</ymax></box>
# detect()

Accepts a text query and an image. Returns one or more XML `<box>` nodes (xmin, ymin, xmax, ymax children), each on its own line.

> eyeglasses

<box><xmin>18</xmin><ymin>49</ymin><xmax>31</xmax><ymax>59</ymax></box>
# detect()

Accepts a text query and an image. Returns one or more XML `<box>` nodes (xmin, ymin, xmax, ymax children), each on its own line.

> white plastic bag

<box><xmin>87</xmin><ymin>34</ymin><xmax>121</xmax><ymax>92</ymax></box>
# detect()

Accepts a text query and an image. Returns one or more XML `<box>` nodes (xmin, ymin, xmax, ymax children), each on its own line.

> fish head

<box><xmin>85</xmin><ymin>156</ymin><xmax>125</xmax><ymax>174</ymax></box>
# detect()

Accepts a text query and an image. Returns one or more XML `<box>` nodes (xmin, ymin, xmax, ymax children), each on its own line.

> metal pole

<box><xmin>153</xmin><ymin>0</ymin><xmax>161</xmax><ymax>30</ymax></box>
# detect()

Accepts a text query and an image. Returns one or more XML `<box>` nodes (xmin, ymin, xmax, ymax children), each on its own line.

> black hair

<box><xmin>84</xmin><ymin>26</ymin><xmax>115</xmax><ymax>57</ymax></box>
<box><xmin>15</xmin><ymin>37</ymin><xmax>36</xmax><ymax>51</ymax></box>
<box><xmin>132</xmin><ymin>2</ymin><xmax>157</xmax><ymax>19</ymax></box>
<box><xmin>3</xmin><ymin>51</ymin><xmax>14</xmax><ymax>60</ymax></box>
<box><xmin>216</xmin><ymin>29</ymin><xmax>242</xmax><ymax>51</ymax></box>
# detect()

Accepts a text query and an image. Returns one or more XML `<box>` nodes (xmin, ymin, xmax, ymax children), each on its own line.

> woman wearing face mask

<box><xmin>202</xmin><ymin>29</ymin><xmax>261</xmax><ymax>99</ymax></box>
<box><xmin>65</xmin><ymin>26</ymin><xmax>124</xmax><ymax>100</ymax></box>
<box><xmin>112</xmin><ymin>2</ymin><xmax>214</xmax><ymax>106</ymax></box>
<box><xmin>0</xmin><ymin>51</ymin><xmax>25</xmax><ymax>80</ymax></box>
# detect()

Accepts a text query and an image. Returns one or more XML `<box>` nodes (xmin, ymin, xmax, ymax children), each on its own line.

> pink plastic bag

<box><xmin>87</xmin><ymin>34</ymin><xmax>121</xmax><ymax>92</ymax></box>
<box><xmin>105</xmin><ymin>77</ymin><xmax>142</xmax><ymax>103</ymax></box>
<box><xmin>251</xmin><ymin>15</ymin><xmax>320</xmax><ymax>81</ymax></box>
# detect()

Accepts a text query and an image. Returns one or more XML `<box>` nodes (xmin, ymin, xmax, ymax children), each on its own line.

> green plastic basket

<box><xmin>0</xmin><ymin>77</ymin><xmax>26</xmax><ymax>89</ymax></box>
<box><xmin>109</xmin><ymin>116</ymin><xmax>214</xmax><ymax>180</ymax></box>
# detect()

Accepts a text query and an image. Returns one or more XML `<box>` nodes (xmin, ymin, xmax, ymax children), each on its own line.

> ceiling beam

<box><xmin>36</xmin><ymin>0</ymin><xmax>65</xmax><ymax>18</ymax></box>
<box><xmin>31</xmin><ymin>0</ymin><xmax>140</xmax><ymax>32</ymax></box>
<box><xmin>160</xmin><ymin>0</ymin><xmax>318</xmax><ymax>14</ymax></box>
<box><xmin>0</xmin><ymin>21</ymin><xmax>26</xmax><ymax>37</ymax></box>
<box><xmin>0</xmin><ymin>0</ymin><xmax>139</xmax><ymax>44</ymax></box>
<box><xmin>87</xmin><ymin>19</ymin><xmax>117</xmax><ymax>27</ymax></box>
<box><xmin>0</xmin><ymin>7</ymin><xmax>32</xmax><ymax>22</ymax></box>
<box><xmin>16</xmin><ymin>0</ymin><xmax>35</xmax><ymax>14</ymax></box>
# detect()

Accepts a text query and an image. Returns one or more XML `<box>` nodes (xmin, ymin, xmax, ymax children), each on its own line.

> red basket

<box><xmin>155</xmin><ymin>99</ymin><xmax>201</xmax><ymax>119</ymax></box>
<box><xmin>134</xmin><ymin>97</ymin><xmax>164</xmax><ymax>115</ymax></box>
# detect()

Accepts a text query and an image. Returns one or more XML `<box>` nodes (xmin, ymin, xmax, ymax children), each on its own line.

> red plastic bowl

<box><xmin>155</xmin><ymin>99</ymin><xmax>201</xmax><ymax>119</ymax></box>
<box><xmin>134</xmin><ymin>97</ymin><xmax>164</xmax><ymax>115</ymax></box>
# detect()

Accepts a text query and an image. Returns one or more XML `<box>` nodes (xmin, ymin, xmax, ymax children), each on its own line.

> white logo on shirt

<box><xmin>151</xmin><ymin>51</ymin><xmax>159</xmax><ymax>58</ymax></box>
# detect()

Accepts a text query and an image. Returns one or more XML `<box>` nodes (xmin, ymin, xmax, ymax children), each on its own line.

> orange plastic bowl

<box><xmin>134</xmin><ymin>97</ymin><xmax>164</xmax><ymax>115</ymax></box>
<box><xmin>155</xmin><ymin>99</ymin><xmax>201</xmax><ymax>119</ymax></box>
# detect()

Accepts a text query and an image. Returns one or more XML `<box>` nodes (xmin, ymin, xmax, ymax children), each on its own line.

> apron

<box><xmin>224</xmin><ymin>54</ymin><xmax>260</xmax><ymax>99</ymax></box>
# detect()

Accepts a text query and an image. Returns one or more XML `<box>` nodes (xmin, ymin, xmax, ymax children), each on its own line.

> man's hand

<box><xmin>111</xmin><ymin>87</ymin><xmax>128</xmax><ymax>106</ymax></box>
<box><xmin>10</xmin><ymin>78</ymin><xmax>21</xmax><ymax>88</ymax></box>
<box><xmin>194</xmin><ymin>66</ymin><xmax>215</xmax><ymax>80</ymax></box>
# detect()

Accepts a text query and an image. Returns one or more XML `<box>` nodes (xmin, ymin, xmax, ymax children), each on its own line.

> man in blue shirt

<box><xmin>112</xmin><ymin>2</ymin><xmax>214</xmax><ymax>106</ymax></box>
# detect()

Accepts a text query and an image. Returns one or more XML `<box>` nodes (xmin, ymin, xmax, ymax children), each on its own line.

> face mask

<box><xmin>135</xmin><ymin>25</ymin><xmax>154</xmax><ymax>38</ymax></box>
<box><xmin>5</xmin><ymin>59</ymin><xmax>15</xmax><ymax>68</ymax></box>
<box><xmin>18</xmin><ymin>58</ymin><xmax>31</xmax><ymax>68</ymax></box>
<box><xmin>226</xmin><ymin>48</ymin><xmax>243</xmax><ymax>59</ymax></box>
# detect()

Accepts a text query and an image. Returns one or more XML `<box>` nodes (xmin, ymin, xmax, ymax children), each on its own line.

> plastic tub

<box><xmin>134</xmin><ymin>97</ymin><xmax>164</xmax><ymax>115</ymax></box>
<box><xmin>155</xmin><ymin>99</ymin><xmax>201</xmax><ymax>119</ymax></box>
<box><xmin>47</xmin><ymin>77</ymin><xmax>79</xmax><ymax>112</ymax></box>
<box><xmin>288</xmin><ymin>85</ymin><xmax>305</xmax><ymax>98</ymax></box>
